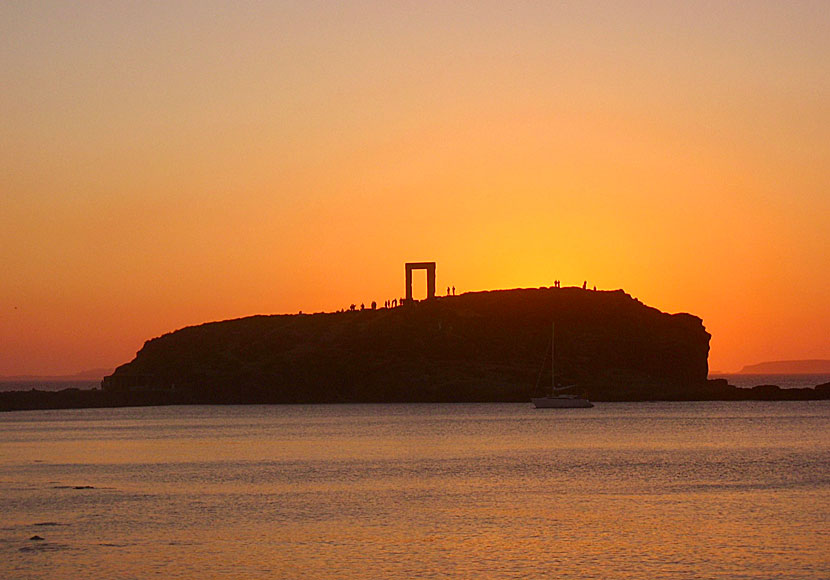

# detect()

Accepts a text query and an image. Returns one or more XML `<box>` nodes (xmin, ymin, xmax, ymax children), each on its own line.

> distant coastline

<box><xmin>1</xmin><ymin>378</ymin><xmax>829</xmax><ymax>412</ymax></box>
<box><xmin>0</xmin><ymin>380</ymin><xmax>101</xmax><ymax>393</ymax></box>
<box><xmin>0</xmin><ymin>368</ymin><xmax>111</xmax><ymax>394</ymax></box>
<box><xmin>737</xmin><ymin>360</ymin><xmax>830</xmax><ymax>374</ymax></box>
<box><xmin>0</xmin><ymin>368</ymin><xmax>112</xmax><ymax>383</ymax></box>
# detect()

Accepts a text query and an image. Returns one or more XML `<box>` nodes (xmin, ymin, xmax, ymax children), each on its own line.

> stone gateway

<box><xmin>404</xmin><ymin>261</ymin><xmax>436</xmax><ymax>302</ymax></box>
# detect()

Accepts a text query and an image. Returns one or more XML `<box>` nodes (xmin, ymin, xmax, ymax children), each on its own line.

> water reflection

<box><xmin>1</xmin><ymin>402</ymin><xmax>828</xmax><ymax>579</ymax></box>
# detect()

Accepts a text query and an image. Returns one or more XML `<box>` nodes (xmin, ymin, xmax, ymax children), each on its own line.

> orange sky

<box><xmin>2</xmin><ymin>1</ymin><xmax>828</xmax><ymax>375</ymax></box>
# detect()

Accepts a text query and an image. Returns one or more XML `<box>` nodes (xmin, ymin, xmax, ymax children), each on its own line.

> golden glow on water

<box><xmin>1</xmin><ymin>403</ymin><xmax>828</xmax><ymax>579</ymax></box>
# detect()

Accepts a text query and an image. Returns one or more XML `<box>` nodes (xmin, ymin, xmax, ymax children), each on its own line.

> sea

<box><xmin>2</xmin><ymin>373</ymin><xmax>827</xmax><ymax>393</ymax></box>
<box><xmin>1</xmin><ymin>402</ymin><xmax>828</xmax><ymax>579</ymax></box>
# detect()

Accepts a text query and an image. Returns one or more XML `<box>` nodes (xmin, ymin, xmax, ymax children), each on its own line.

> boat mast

<box><xmin>551</xmin><ymin>321</ymin><xmax>555</xmax><ymax>394</ymax></box>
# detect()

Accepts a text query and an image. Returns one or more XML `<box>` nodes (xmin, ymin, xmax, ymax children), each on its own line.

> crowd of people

<box><xmin>342</xmin><ymin>285</ymin><xmax>458</xmax><ymax>313</ymax></box>
<box><xmin>554</xmin><ymin>279</ymin><xmax>596</xmax><ymax>291</ymax></box>
<box><xmin>340</xmin><ymin>280</ymin><xmax>597</xmax><ymax>313</ymax></box>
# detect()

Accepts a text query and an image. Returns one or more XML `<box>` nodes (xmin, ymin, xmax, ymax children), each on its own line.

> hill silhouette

<box><xmin>4</xmin><ymin>287</ymin><xmax>828</xmax><ymax>411</ymax></box>
<box><xmin>102</xmin><ymin>287</ymin><xmax>712</xmax><ymax>403</ymax></box>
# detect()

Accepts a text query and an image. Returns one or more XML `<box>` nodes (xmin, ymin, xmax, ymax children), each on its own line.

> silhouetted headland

<box><xmin>3</xmin><ymin>287</ymin><xmax>829</xmax><ymax>411</ymax></box>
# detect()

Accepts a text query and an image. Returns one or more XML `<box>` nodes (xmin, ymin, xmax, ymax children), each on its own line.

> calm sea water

<box><xmin>1</xmin><ymin>402</ymin><xmax>828</xmax><ymax>579</ymax></box>
<box><xmin>2</xmin><ymin>373</ymin><xmax>827</xmax><ymax>393</ymax></box>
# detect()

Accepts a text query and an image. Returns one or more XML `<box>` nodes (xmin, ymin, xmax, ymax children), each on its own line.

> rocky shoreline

<box><xmin>1</xmin><ymin>380</ymin><xmax>829</xmax><ymax>412</ymax></box>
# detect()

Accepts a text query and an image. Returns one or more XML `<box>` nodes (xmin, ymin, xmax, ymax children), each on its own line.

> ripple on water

<box><xmin>0</xmin><ymin>402</ymin><xmax>827</xmax><ymax>579</ymax></box>
<box><xmin>19</xmin><ymin>541</ymin><xmax>71</xmax><ymax>553</ymax></box>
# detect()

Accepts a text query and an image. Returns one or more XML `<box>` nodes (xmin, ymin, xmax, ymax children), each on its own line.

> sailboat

<box><xmin>531</xmin><ymin>323</ymin><xmax>594</xmax><ymax>408</ymax></box>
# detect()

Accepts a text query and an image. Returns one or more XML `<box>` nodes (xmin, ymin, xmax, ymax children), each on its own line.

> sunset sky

<box><xmin>2</xmin><ymin>1</ymin><xmax>828</xmax><ymax>376</ymax></box>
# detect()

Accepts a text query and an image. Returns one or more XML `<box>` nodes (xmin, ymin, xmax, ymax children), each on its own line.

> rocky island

<box><xmin>3</xmin><ymin>287</ymin><xmax>828</xmax><ymax>411</ymax></box>
<box><xmin>739</xmin><ymin>359</ymin><xmax>830</xmax><ymax>374</ymax></box>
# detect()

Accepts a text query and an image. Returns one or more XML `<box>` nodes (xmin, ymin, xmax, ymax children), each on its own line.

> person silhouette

<box><xmin>583</xmin><ymin>281</ymin><xmax>587</xmax><ymax>289</ymax></box>
<box><xmin>447</xmin><ymin>286</ymin><xmax>450</xmax><ymax>296</ymax></box>
<box><xmin>452</xmin><ymin>286</ymin><xmax>456</xmax><ymax>296</ymax></box>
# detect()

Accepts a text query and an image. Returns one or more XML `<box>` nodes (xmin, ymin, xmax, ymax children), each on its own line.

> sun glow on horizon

<box><xmin>1</xmin><ymin>1</ymin><xmax>828</xmax><ymax>375</ymax></box>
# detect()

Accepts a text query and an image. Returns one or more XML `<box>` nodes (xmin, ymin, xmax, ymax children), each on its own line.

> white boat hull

<box><xmin>532</xmin><ymin>396</ymin><xmax>594</xmax><ymax>408</ymax></box>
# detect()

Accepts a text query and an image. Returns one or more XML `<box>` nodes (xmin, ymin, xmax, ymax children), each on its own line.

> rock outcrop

<box><xmin>102</xmin><ymin>287</ymin><xmax>713</xmax><ymax>403</ymax></box>
<box><xmin>4</xmin><ymin>287</ymin><xmax>829</xmax><ymax>411</ymax></box>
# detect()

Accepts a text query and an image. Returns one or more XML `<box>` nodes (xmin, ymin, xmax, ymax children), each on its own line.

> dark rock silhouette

<box><xmin>97</xmin><ymin>287</ymin><xmax>716</xmax><ymax>403</ymax></box>
<box><xmin>2</xmin><ymin>287</ymin><xmax>828</xmax><ymax>411</ymax></box>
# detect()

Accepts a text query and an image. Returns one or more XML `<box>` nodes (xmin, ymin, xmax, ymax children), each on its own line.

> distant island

<box><xmin>2</xmin><ymin>287</ymin><xmax>828</xmax><ymax>411</ymax></box>
<box><xmin>0</xmin><ymin>368</ymin><xmax>112</xmax><ymax>382</ymax></box>
<box><xmin>738</xmin><ymin>360</ymin><xmax>830</xmax><ymax>374</ymax></box>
